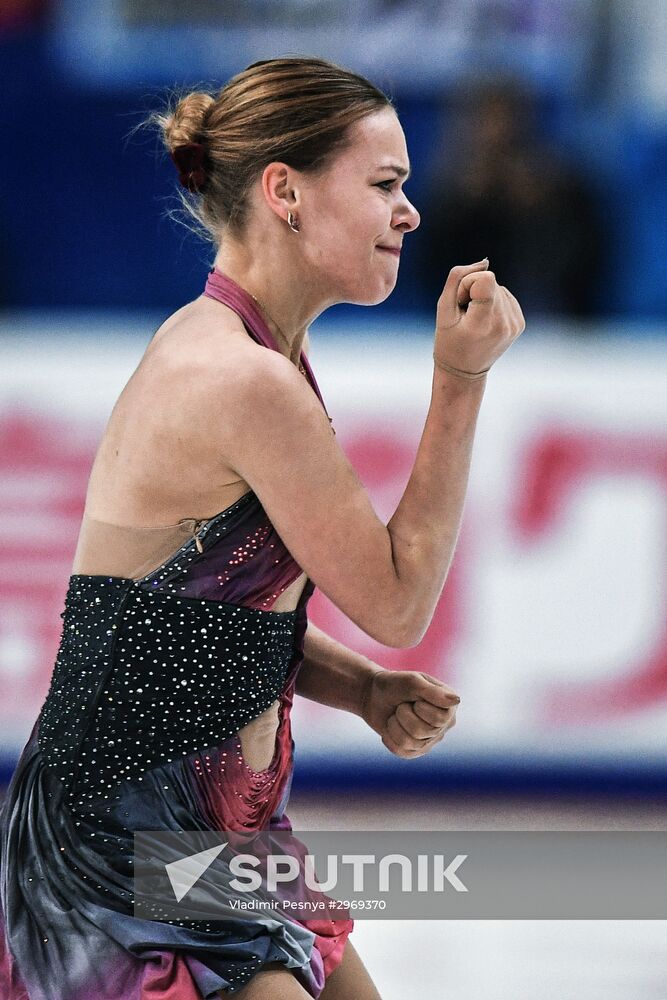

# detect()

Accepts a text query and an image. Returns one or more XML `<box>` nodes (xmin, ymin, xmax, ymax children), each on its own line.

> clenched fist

<box><xmin>433</xmin><ymin>259</ymin><xmax>526</xmax><ymax>377</ymax></box>
<box><xmin>361</xmin><ymin>668</ymin><xmax>460</xmax><ymax>759</ymax></box>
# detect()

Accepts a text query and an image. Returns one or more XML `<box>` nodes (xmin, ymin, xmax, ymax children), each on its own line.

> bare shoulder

<box><xmin>132</xmin><ymin>297</ymin><xmax>281</xmax><ymax>413</ymax></box>
<box><xmin>144</xmin><ymin>298</ymin><xmax>310</xmax><ymax>424</ymax></box>
<box><xmin>98</xmin><ymin>297</ymin><xmax>267</xmax><ymax>456</ymax></box>
<box><xmin>143</xmin><ymin>296</ymin><xmax>254</xmax><ymax>379</ymax></box>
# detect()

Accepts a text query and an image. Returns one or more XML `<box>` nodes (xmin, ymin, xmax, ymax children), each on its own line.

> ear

<box><xmin>260</xmin><ymin>162</ymin><xmax>300</xmax><ymax>225</ymax></box>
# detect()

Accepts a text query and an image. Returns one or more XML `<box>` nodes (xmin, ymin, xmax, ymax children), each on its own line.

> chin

<box><xmin>346</xmin><ymin>274</ymin><xmax>398</xmax><ymax>307</ymax></box>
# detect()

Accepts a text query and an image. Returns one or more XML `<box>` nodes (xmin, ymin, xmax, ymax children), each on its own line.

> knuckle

<box><xmin>476</xmin><ymin>274</ymin><xmax>497</xmax><ymax>297</ymax></box>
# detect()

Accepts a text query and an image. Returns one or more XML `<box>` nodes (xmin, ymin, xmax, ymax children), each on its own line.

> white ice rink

<box><xmin>351</xmin><ymin>918</ymin><xmax>667</xmax><ymax>1000</ymax></box>
<box><xmin>289</xmin><ymin>792</ymin><xmax>667</xmax><ymax>1000</ymax></box>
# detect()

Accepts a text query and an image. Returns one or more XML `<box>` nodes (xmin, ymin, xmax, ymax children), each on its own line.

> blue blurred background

<box><xmin>0</xmin><ymin>0</ymin><xmax>665</xmax><ymax>322</ymax></box>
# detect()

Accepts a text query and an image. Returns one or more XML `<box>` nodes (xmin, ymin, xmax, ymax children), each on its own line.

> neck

<box><xmin>213</xmin><ymin>238</ymin><xmax>327</xmax><ymax>365</ymax></box>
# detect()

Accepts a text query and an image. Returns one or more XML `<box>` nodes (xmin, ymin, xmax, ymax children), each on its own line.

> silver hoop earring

<box><xmin>287</xmin><ymin>211</ymin><xmax>300</xmax><ymax>233</ymax></box>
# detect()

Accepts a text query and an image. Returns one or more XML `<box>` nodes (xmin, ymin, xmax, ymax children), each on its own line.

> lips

<box><xmin>377</xmin><ymin>245</ymin><xmax>401</xmax><ymax>257</ymax></box>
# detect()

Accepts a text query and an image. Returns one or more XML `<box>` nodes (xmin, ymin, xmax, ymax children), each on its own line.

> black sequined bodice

<box><xmin>37</xmin><ymin>494</ymin><xmax>313</xmax><ymax>814</ymax></box>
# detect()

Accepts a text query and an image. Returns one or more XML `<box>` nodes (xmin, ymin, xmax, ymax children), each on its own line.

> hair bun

<box><xmin>160</xmin><ymin>92</ymin><xmax>215</xmax><ymax>152</ymax></box>
<box><xmin>158</xmin><ymin>92</ymin><xmax>215</xmax><ymax>194</ymax></box>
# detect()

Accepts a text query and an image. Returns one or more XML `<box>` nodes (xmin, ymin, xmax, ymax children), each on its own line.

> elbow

<box><xmin>367</xmin><ymin>611</ymin><xmax>429</xmax><ymax>649</ymax></box>
<box><xmin>390</xmin><ymin>624</ymin><xmax>428</xmax><ymax>649</ymax></box>
<box><xmin>356</xmin><ymin>575</ymin><xmax>432</xmax><ymax>648</ymax></box>
<box><xmin>388</xmin><ymin>594</ymin><xmax>431</xmax><ymax>648</ymax></box>
<box><xmin>377</xmin><ymin>628</ymin><xmax>426</xmax><ymax>650</ymax></box>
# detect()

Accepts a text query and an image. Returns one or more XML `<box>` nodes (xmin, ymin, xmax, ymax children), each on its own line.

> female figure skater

<box><xmin>0</xmin><ymin>58</ymin><xmax>524</xmax><ymax>999</ymax></box>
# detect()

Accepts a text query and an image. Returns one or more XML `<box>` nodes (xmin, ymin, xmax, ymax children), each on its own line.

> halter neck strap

<box><xmin>203</xmin><ymin>268</ymin><xmax>328</xmax><ymax>411</ymax></box>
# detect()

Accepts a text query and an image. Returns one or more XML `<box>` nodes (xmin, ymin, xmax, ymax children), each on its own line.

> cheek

<box><xmin>307</xmin><ymin>219</ymin><xmax>370</xmax><ymax>276</ymax></box>
<box><xmin>308</xmin><ymin>186</ymin><xmax>386</xmax><ymax>251</ymax></box>
<box><xmin>303</xmin><ymin>194</ymin><xmax>394</xmax><ymax>295</ymax></box>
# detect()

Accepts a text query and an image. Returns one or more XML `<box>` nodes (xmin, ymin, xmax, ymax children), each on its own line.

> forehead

<box><xmin>338</xmin><ymin>108</ymin><xmax>409</xmax><ymax>171</ymax></box>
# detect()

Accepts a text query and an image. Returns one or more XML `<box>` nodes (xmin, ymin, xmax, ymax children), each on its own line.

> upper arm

<box><xmin>213</xmin><ymin>350</ymin><xmax>411</xmax><ymax>646</ymax></box>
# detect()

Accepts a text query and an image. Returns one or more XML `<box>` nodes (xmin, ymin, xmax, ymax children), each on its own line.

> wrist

<box><xmin>433</xmin><ymin>354</ymin><xmax>490</xmax><ymax>381</ymax></box>
<box><xmin>431</xmin><ymin>363</ymin><xmax>488</xmax><ymax>405</ymax></box>
<box><xmin>358</xmin><ymin>663</ymin><xmax>386</xmax><ymax>722</ymax></box>
<box><xmin>299</xmin><ymin>623</ymin><xmax>387</xmax><ymax>717</ymax></box>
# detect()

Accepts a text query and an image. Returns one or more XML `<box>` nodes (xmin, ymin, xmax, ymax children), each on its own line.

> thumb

<box><xmin>438</xmin><ymin>259</ymin><xmax>489</xmax><ymax>326</ymax></box>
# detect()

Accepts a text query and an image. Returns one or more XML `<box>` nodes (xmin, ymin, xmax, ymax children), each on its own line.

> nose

<box><xmin>393</xmin><ymin>194</ymin><xmax>420</xmax><ymax>233</ymax></box>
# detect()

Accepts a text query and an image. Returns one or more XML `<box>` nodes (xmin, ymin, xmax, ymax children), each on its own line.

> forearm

<box><xmin>295</xmin><ymin>621</ymin><xmax>384</xmax><ymax>717</ymax></box>
<box><xmin>387</xmin><ymin>368</ymin><xmax>486</xmax><ymax>639</ymax></box>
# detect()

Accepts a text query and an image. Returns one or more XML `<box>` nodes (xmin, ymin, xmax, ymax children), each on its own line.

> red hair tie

<box><xmin>170</xmin><ymin>142</ymin><xmax>208</xmax><ymax>193</ymax></box>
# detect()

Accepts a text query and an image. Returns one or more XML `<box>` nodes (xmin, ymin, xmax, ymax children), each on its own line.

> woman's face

<box><xmin>297</xmin><ymin>107</ymin><xmax>420</xmax><ymax>306</ymax></box>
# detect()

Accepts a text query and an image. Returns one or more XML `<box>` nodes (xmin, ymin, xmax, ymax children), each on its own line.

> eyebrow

<box><xmin>377</xmin><ymin>163</ymin><xmax>412</xmax><ymax>180</ymax></box>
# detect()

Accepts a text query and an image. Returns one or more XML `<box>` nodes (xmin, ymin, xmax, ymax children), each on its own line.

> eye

<box><xmin>375</xmin><ymin>179</ymin><xmax>397</xmax><ymax>191</ymax></box>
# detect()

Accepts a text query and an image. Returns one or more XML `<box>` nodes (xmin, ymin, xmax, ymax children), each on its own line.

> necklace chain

<box><xmin>242</xmin><ymin>281</ymin><xmax>335</xmax><ymax>434</ymax></box>
<box><xmin>248</xmin><ymin>291</ymin><xmax>308</xmax><ymax>377</ymax></box>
